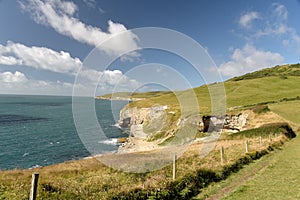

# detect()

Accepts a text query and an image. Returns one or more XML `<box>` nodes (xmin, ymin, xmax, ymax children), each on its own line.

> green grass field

<box><xmin>269</xmin><ymin>101</ymin><xmax>300</xmax><ymax>124</ymax></box>
<box><xmin>195</xmin><ymin>131</ymin><xmax>300</xmax><ymax>200</ymax></box>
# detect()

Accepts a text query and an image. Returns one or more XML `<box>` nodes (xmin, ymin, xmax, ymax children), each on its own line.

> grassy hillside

<box><xmin>96</xmin><ymin>91</ymin><xmax>172</xmax><ymax>100</ymax></box>
<box><xmin>127</xmin><ymin>76</ymin><xmax>300</xmax><ymax>111</ymax></box>
<box><xmin>97</xmin><ymin>64</ymin><xmax>300</xmax><ymax>144</ymax></box>
<box><xmin>229</xmin><ymin>63</ymin><xmax>300</xmax><ymax>81</ymax></box>
<box><xmin>105</xmin><ymin>64</ymin><xmax>300</xmax><ymax>114</ymax></box>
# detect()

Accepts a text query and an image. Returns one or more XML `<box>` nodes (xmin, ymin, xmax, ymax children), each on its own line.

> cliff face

<box><xmin>119</xmin><ymin>105</ymin><xmax>168</xmax><ymax>138</ymax></box>
<box><xmin>119</xmin><ymin>105</ymin><xmax>248</xmax><ymax>140</ymax></box>
<box><xmin>202</xmin><ymin>113</ymin><xmax>248</xmax><ymax>132</ymax></box>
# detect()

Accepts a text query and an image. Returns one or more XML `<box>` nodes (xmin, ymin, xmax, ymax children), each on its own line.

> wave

<box><xmin>98</xmin><ymin>138</ymin><xmax>119</xmax><ymax>145</ymax></box>
<box><xmin>112</xmin><ymin>123</ymin><xmax>121</xmax><ymax>129</ymax></box>
<box><xmin>29</xmin><ymin>164</ymin><xmax>42</xmax><ymax>169</ymax></box>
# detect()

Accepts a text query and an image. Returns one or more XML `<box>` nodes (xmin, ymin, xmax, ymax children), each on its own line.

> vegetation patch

<box><xmin>229</xmin><ymin>63</ymin><xmax>300</xmax><ymax>81</ymax></box>
<box><xmin>226</xmin><ymin>123</ymin><xmax>295</xmax><ymax>139</ymax></box>
<box><xmin>252</xmin><ymin>105</ymin><xmax>270</xmax><ymax>114</ymax></box>
<box><xmin>109</xmin><ymin>146</ymin><xmax>283</xmax><ymax>200</ymax></box>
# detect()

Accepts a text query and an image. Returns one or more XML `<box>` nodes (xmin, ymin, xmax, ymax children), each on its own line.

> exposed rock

<box><xmin>119</xmin><ymin>105</ymin><xmax>168</xmax><ymax>137</ymax></box>
<box><xmin>224</xmin><ymin>113</ymin><xmax>248</xmax><ymax>131</ymax></box>
<box><xmin>202</xmin><ymin>113</ymin><xmax>248</xmax><ymax>132</ymax></box>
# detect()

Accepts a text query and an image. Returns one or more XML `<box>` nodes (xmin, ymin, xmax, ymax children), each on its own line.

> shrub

<box><xmin>252</xmin><ymin>105</ymin><xmax>270</xmax><ymax>114</ymax></box>
<box><xmin>227</xmin><ymin>123</ymin><xmax>296</xmax><ymax>139</ymax></box>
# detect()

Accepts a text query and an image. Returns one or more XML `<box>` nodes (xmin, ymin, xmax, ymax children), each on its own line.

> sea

<box><xmin>0</xmin><ymin>94</ymin><xmax>129</xmax><ymax>170</ymax></box>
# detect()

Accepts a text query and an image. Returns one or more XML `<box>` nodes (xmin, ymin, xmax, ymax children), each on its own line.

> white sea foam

<box><xmin>112</xmin><ymin>123</ymin><xmax>121</xmax><ymax>129</ymax></box>
<box><xmin>22</xmin><ymin>152</ymin><xmax>29</xmax><ymax>157</ymax></box>
<box><xmin>29</xmin><ymin>164</ymin><xmax>41</xmax><ymax>169</ymax></box>
<box><xmin>98</xmin><ymin>138</ymin><xmax>118</xmax><ymax>145</ymax></box>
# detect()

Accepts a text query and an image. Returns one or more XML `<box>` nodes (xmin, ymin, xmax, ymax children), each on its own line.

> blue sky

<box><xmin>0</xmin><ymin>0</ymin><xmax>299</xmax><ymax>96</ymax></box>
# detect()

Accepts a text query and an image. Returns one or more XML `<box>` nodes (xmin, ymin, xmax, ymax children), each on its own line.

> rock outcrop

<box><xmin>202</xmin><ymin>113</ymin><xmax>248</xmax><ymax>132</ymax></box>
<box><xmin>119</xmin><ymin>105</ymin><xmax>168</xmax><ymax>138</ymax></box>
<box><xmin>119</xmin><ymin>104</ymin><xmax>248</xmax><ymax>139</ymax></box>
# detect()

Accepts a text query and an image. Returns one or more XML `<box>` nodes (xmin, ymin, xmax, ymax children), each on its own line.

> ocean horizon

<box><xmin>0</xmin><ymin>94</ymin><xmax>128</xmax><ymax>170</ymax></box>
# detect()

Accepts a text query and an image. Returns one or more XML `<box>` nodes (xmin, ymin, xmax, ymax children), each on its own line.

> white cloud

<box><xmin>0</xmin><ymin>71</ymin><xmax>75</xmax><ymax>95</ymax></box>
<box><xmin>20</xmin><ymin>0</ymin><xmax>139</xmax><ymax>59</ymax></box>
<box><xmin>79</xmin><ymin>69</ymin><xmax>141</xmax><ymax>92</ymax></box>
<box><xmin>0</xmin><ymin>71</ymin><xmax>28</xmax><ymax>83</ymax></box>
<box><xmin>0</xmin><ymin>41</ymin><xmax>82</xmax><ymax>74</ymax></box>
<box><xmin>219</xmin><ymin>44</ymin><xmax>284</xmax><ymax>77</ymax></box>
<box><xmin>239</xmin><ymin>12</ymin><xmax>259</xmax><ymax>28</ymax></box>
<box><xmin>272</xmin><ymin>3</ymin><xmax>288</xmax><ymax>21</ymax></box>
<box><xmin>0</xmin><ymin>68</ymin><xmax>141</xmax><ymax>96</ymax></box>
<box><xmin>0</xmin><ymin>55</ymin><xmax>23</xmax><ymax>65</ymax></box>
<box><xmin>0</xmin><ymin>40</ymin><xmax>140</xmax><ymax>95</ymax></box>
<box><xmin>238</xmin><ymin>4</ymin><xmax>300</xmax><ymax>56</ymax></box>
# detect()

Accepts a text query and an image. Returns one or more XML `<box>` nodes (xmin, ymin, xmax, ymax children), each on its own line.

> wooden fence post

<box><xmin>245</xmin><ymin>140</ymin><xmax>249</xmax><ymax>153</ymax></box>
<box><xmin>30</xmin><ymin>172</ymin><xmax>39</xmax><ymax>200</ymax></box>
<box><xmin>220</xmin><ymin>146</ymin><xmax>224</xmax><ymax>165</ymax></box>
<box><xmin>173</xmin><ymin>154</ymin><xmax>177</xmax><ymax>180</ymax></box>
<box><xmin>259</xmin><ymin>136</ymin><xmax>262</xmax><ymax>146</ymax></box>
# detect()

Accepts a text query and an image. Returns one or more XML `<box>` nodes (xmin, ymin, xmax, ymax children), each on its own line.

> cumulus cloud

<box><xmin>239</xmin><ymin>11</ymin><xmax>260</xmax><ymax>29</ymax></box>
<box><xmin>0</xmin><ymin>55</ymin><xmax>23</xmax><ymax>65</ymax></box>
<box><xmin>0</xmin><ymin>40</ymin><xmax>140</xmax><ymax>95</ymax></box>
<box><xmin>0</xmin><ymin>69</ymin><xmax>141</xmax><ymax>96</ymax></box>
<box><xmin>0</xmin><ymin>41</ymin><xmax>82</xmax><ymax>74</ymax></box>
<box><xmin>78</xmin><ymin>69</ymin><xmax>141</xmax><ymax>93</ymax></box>
<box><xmin>219</xmin><ymin>44</ymin><xmax>284</xmax><ymax>77</ymax></box>
<box><xmin>20</xmin><ymin>0</ymin><xmax>139</xmax><ymax>59</ymax></box>
<box><xmin>0</xmin><ymin>71</ymin><xmax>28</xmax><ymax>83</ymax></box>
<box><xmin>0</xmin><ymin>72</ymin><xmax>74</xmax><ymax>95</ymax></box>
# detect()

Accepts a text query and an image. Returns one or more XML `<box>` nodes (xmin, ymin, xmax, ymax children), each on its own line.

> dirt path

<box><xmin>204</xmin><ymin>160</ymin><xmax>270</xmax><ymax>200</ymax></box>
<box><xmin>195</xmin><ymin>135</ymin><xmax>300</xmax><ymax>200</ymax></box>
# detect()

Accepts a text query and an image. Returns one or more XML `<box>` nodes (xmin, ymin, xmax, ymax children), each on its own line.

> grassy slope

<box><xmin>194</xmin><ymin>135</ymin><xmax>300</xmax><ymax>200</ymax></box>
<box><xmin>195</xmin><ymin>100</ymin><xmax>300</xmax><ymax>200</ymax></box>
<box><xmin>100</xmin><ymin>64</ymin><xmax>300</xmax><ymax>111</ymax></box>
<box><xmin>269</xmin><ymin>101</ymin><xmax>300</xmax><ymax>125</ymax></box>
<box><xmin>124</xmin><ymin>76</ymin><xmax>300</xmax><ymax>114</ymax></box>
<box><xmin>223</xmin><ymin>135</ymin><xmax>300</xmax><ymax>199</ymax></box>
<box><xmin>97</xmin><ymin>91</ymin><xmax>172</xmax><ymax>100</ymax></box>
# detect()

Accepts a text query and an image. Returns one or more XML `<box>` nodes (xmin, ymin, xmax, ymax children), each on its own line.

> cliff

<box><xmin>118</xmin><ymin>105</ymin><xmax>249</xmax><ymax>152</ymax></box>
<box><xmin>119</xmin><ymin>105</ymin><xmax>168</xmax><ymax>138</ymax></box>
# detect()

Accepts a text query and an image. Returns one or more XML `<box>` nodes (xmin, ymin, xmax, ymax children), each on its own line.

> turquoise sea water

<box><xmin>0</xmin><ymin>94</ymin><xmax>128</xmax><ymax>170</ymax></box>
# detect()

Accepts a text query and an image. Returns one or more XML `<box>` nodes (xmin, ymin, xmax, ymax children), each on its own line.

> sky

<box><xmin>0</xmin><ymin>0</ymin><xmax>300</xmax><ymax>96</ymax></box>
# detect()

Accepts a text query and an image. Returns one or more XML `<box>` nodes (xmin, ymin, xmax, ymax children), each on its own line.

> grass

<box><xmin>228</xmin><ymin>63</ymin><xmax>300</xmax><ymax>81</ymax></box>
<box><xmin>222</xmin><ymin>133</ymin><xmax>300</xmax><ymax>200</ymax></box>
<box><xmin>116</xmin><ymin>76</ymin><xmax>300</xmax><ymax>144</ymax></box>
<box><xmin>119</xmin><ymin>76</ymin><xmax>300</xmax><ymax>114</ymax></box>
<box><xmin>269</xmin><ymin>100</ymin><xmax>300</xmax><ymax>124</ymax></box>
<box><xmin>0</xmin><ymin>123</ymin><xmax>294</xmax><ymax>199</ymax></box>
<box><xmin>226</xmin><ymin>122</ymin><xmax>296</xmax><ymax>139</ymax></box>
<box><xmin>97</xmin><ymin>91</ymin><xmax>173</xmax><ymax>100</ymax></box>
<box><xmin>194</xmin><ymin>128</ymin><xmax>300</xmax><ymax>200</ymax></box>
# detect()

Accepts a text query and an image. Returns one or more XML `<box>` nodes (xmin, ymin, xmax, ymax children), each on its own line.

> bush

<box><xmin>227</xmin><ymin>123</ymin><xmax>296</xmax><ymax>139</ymax></box>
<box><xmin>260</xmin><ymin>123</ymin><xmax>296</xmax><ymax>138</ymax></box>
<box><xmin>252</xmin><ymin>105</ymin><xmax>270</xmax><ymax>114</ymax></box>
